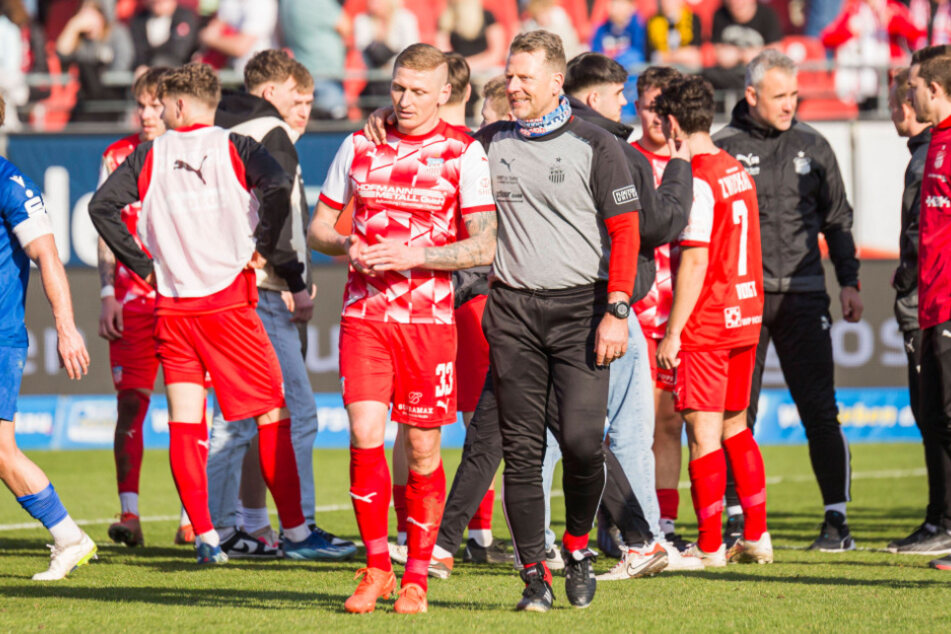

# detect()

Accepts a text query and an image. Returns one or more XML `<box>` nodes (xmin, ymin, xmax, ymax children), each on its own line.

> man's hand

<box><xmin>657</xmin><ymin>332</ymin><xmax>681</xmax><ymax>370</ymax></box>
<box><xmin>98</xmin><ymin>295</ymin><xmax>123</xmax><ymax>341</ymax></box>
<box><xmin>248</xmin><ymin>251</ymin><xmax>267</xmax><ymax>269</ymax></box>
<box><xmin>58</xmin><ymin>325</ymin><xmax>90</xmax><ymax>380</ymax></box>
<box><xmin>347</xmin><ymin>235</ymin><xmax>376</xmax><ymax>275</ymax></box>
<box><xmin>362</xmin><ymin>238</ymin><xmax>424</xmax><ymax>272</ymax></box>
<box><xmin>287</xmin><ymin>288</ymin><xmax>315</xmax><ymax>323</ymax></box>
<box><xmin>363</xmin><ymin>106</ymin><xmax>396</xmax><ymax>145</ymax></box>
<box><xmin>594</xmin><ymin>314</ymin><xmax>628</xmax><ymax>367</ymax></box>
<box><xmin>668</xmin><ymin>136</ymin><xmax>690</xmax><ymax>161</ymax></box>
<box><xmin>840</xmin><ymin>286</ymin><xmax>864</xmax><ymax>322</ymax></box>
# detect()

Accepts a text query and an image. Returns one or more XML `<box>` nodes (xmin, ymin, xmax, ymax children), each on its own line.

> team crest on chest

<box><xmin>549</xmin><ymin>157</ymin><xmax>565</xmax><ymax>184</ymax></box>
<box><xmin>936</xmin><ymin>145</ymin><xmax>946</xmax><ymax>170</ymax></box>
<box><xmin>793</xmin><ymin>151</ymin><xmax>811</xmax><ymax>175</ymax></box>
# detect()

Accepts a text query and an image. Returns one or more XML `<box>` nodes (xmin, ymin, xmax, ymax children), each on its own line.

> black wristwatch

<box><xmin>607</xmin><ymin>301</ymin><xmax>630</xmax><ymax>319</ymax></box>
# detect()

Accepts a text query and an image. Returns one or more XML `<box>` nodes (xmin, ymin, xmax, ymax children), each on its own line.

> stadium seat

<box><xmin>778</xmin><ymin>35</ymin><xmax>858</xmax><ymax>121</ymax></box>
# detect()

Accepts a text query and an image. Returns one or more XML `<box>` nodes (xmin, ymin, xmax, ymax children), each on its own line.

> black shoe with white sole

<box><xmin>562</xmin><ymin>546</ymin><xmax>597</xmax><ymax>608</ymax></box>
<box><xmin>516</xmin><ymin>563</ymin><xmax>554</xmax><ymax>612</ymax></box>
<box><xmin>723</xmin><ymin>514</ymin><xmax>744</xmax><ymax>550</ymax></box>
<box><xmin>463</xmin><ymin>538</ymin><xmax>514</xmax><ymax>564</ymax></box>
<box><xmin>808</xmin><ymin>511</ymin><xmax>855</xmax><ymax>552</ymax></box>
<box><xmin>221</xmin><ymin>529</ymin><xmax>282</xmax><ymax>559</ymax></box>
<box><xmin>889</xmin><ymin>525</ymin><xmax>951</xmax><ymax>555</ymax></box>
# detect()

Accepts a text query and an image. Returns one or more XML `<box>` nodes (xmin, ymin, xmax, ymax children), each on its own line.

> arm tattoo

<box><xmin>97</xmin><ymin>237</ymin><xmax>116</xmax><ymax>288</ymax></box>
<box><xmin>422</xmin><ymin>211</ymin><xmax>497</xmax><ymax>270</ymax></box>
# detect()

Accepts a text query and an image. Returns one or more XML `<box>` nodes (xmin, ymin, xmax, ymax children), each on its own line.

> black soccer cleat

<box><xmin>888</xmin><ymin>525</ymin><xmax>951</xmax><ymax>556</ymax></box>
<box><xmin>723</xmin><ymin>514</ymin><xmax>744</xmax><ymax>550</ymax></box>
<box><xmin>562</xmin><ymin>546</ymin><xmax>598</xmax><ymax>609</ymax></box>
<box><xmin>516</xmin><ymin>563</ymin><xmax>554</xmax><ymax>612</ymax></box>
<box><xmin>929</xmin><ymin>553</ymin><xmax>951</xmax><ymax>570</ymax></box>
<box><xmin>463</xmin><ymin>538</ymin><xmax>515</xmax><ymax>564</ymax></box>
<box><xmin>808</xmin><ymin>511</ymin><xmax>856</xmax><ymax>552</ymax></box>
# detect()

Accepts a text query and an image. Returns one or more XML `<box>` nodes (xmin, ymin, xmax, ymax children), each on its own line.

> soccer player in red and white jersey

<box><xmin>308</xmin><ymin>44</ymin><xmax>497</xmax><ymax>614</ymax></box>
<box><xmin>91</xmin><ymin>63</ymin><xmax>322</xmax><ymax>566</ymax></box>
<box><xmin>654</xmin><ymin>76</ymin><xmax>772</xmax><ymax>567</ymax></box>
<box><xmin>96</xmin><ymin>67</ymin><xmax>197</xmax><ymax>548</ymax></box>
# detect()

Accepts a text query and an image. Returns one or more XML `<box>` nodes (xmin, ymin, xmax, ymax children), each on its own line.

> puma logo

<box><xmin>500</xmin><ymin>158</ymin><xmax>515</xmax><ymax>172</ymax></box>
<box><xmin>406</xmin><ymin>517</ymin><xmax>433</xmax><ymax>532</ymax></box>
<box><xmin>197</xmin><ymin>439</ymin><xmax>209</xmax><ymax>449</ymax></box>
<box><xmin>436</xmin><ymin>400</ymin><xmax>449</xmax><ymax>413</ymax></box>
<box><xmin>349</xmin><ymin>491</ymin><xmax>377</xmax><ymax>504</ymax></box>
<box><xmin>173</xmin><ymin>155</ymin><xmax>208</xmax><ymax>184</ymax></box>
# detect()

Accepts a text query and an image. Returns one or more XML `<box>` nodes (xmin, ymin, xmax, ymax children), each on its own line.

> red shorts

<box><xmin>455</xmin><ymin>295</ymin><xmax>489</xmax><ymax>413</ymax></box>
<box><xmin>645</xmin><ymin>336</ymin><xmax>676</xmax><ymax>392</ymax></box>
<box><xmin>153</xmin><ymin>306</ymin><xmax>285</xmax><ymax>421</ymax></box>
<box><xmin>109</xmin><ymin>309</ymin><xmax>160</xmax><ymax>392</ymax></box>
<box><xmin>674</xmin><ymin>345</ymin><xmax>756</xmax><ymax>413</ymax></box>
<box><xmin>339</xmin><ymin>316</ymin><xmax>457</xmax><ymax>428</ymax></box>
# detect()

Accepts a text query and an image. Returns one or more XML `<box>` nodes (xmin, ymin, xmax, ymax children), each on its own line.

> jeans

<box><xmin>543</xmin><ymin>315</ymin><xmax>660</xmax><ymax>549</ymax></box>
<box><xmin>207</xmin><ymin>289</ymin><xmax>319</xmax><ymax>528</ymax></box>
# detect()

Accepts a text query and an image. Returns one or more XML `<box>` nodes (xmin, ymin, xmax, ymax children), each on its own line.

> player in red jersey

<box><xmin>654</xmin><ymin>76</ymin><xmax>771</xmax><ymax>567</ymax></box>
<box><xmin>96</xmin><ymin>67</ymin><xmax>197</xmax><ymax>547</ymax></box>
<box><xmin>308</xmin><ymin>44</ymin><xmax>497</xmax><ymax>614</ymax></box>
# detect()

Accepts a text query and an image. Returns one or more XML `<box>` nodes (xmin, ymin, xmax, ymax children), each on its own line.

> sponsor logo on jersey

<box><xmin>736</xmin><ymin>281</ymin><xmax>758</xmax><ymax>299</ymax></box>
<box><xmin>793</xmin><ymin>151</ymin><xmax>812</xmax><ymax>175</ymax></box>
<box><xmin>936</xmin><ymin>146</ymin><xmax>946</xmax><ymax>170</ymax></box>
<box><xmin>736</xmin><ymin>153</ymin><xmax>760</xmax><ymax>176</ymax></box>
<box><xmin>408</xmin><ymin>391</ymin><xmax>423</xmax><ymax>405</ymax></box>
<box><xmin>356</xmin><ymin>183</ymin><xmax>447</xmax><ymax>210</ymax></box>
<box><xmin>612</xmin><ymin>185</ymin><xmax>639</xmax><ymax>205</ymax></box>
<box><xmin>549</xmin><ymin>158</ymin><xmax>565</xmax><ymax>184</ymax></box>
<box><xmin>717</xmin><ymin>171</ymin><xmax>753</xmax><ymax>198</ymax></box>
<box><xmin>724</xmin><ymin>306</ymin><xmax>762</xmax><ymax>329</ymax></box>
<box><xmin>926</xmin><ymin>194</ymin><xmax>951</xmax><ymax>209</ymax></box>
<box><xmin>173</xmin><ymin>155</ymin><xmax>208</xmax><ymax>185</ymax></box>
<box><xmin>500</xmin><ymin>157</ymin><xmax>516</xmax><ymax>172</ymax></box>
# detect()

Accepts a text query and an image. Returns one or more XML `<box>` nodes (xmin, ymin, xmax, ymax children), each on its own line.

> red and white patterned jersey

<box><xmin>631</xmin><ymin>141</ymin><xmax>673</xmax><ymax>340</ymax></box>
<box><xmin>319</xmin><ymin>121</ymin><xmax>495</xmax><ymax>324</ymax></box>
<box><xmin>678</xmin><ymin>150</ymin><xmax>764</xmax><ymax>350</ymax></box>
<box><xmin>99</xmin><ymin>133</ymin><xmax>156</xmax><ymax>313</ymax></box>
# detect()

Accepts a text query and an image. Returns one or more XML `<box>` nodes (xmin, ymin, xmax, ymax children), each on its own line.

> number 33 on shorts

<box><xmin>435</xmin><ymin>362</ymin><xmax>454</xmax><ymax>398</ymax></box>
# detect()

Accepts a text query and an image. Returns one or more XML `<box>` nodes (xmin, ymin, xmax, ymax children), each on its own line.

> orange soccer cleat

<box><xmin>108</xmin><ymin>513</ymin><xmax>144</xmax><ymax>547</ymax></box>
<box><xmin>344</xmin><ymin>567</ymin><xmax>397</xmax><ymax>614</ymax></box>
<box><xmin>393</xmin><ymin>583</ymin><xmax>428</xmax><ymax>614</ymax></box>
<box><xmin>174</xmin><ymin>523</ymin><xmax>195</xmax><ymax>545</ymax></box>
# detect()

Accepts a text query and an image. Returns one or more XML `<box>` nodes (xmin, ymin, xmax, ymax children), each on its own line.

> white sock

<box><xmin>198</xmin><ymin>530</ymin><xmax>220</xmax><ymax>547</ymax></box>
<box><xmin>825</xmin><ymin>503</ymin><xmax>847</xmax><ymax>517</ymax></box>
<box><xmin>119</xmin><ymin>492</ymin><xmax>138</xmax><ymax>516</ymax></box>
<box><xmin>284</xmin><ymin>523</ymin><xmax>310</xmax><ymax>542</ymax></box>
<box><xmin>469</xmin><ymin>529</ymin><xmax>493</xmax><ymax>547</ymax></box>
<box><xmin>180</xmin><ymin>506</ymin><xmax>191</xmax><ymax>527</ymax></box>
<box><xmin>218</xmin><ymin>526</ymin><xmax>236</xmax><ymax>541</ymax></box>
<box><xmin>235</xmin><ymin>501</ymin><xmax>245</xmax><ymax>531</ymax></box>
<box><xmin>659</xmin><ymin>518</ymin><xmax>675</xmax><ymax>535</ymax></box>
<box><xmin>242</xmin><ymin>506</ymin><xmax>270</xmax><ymax>534</ymax></box>
<box><xmin>49</xmin><ymin>515</ymin><xmax>83</xmax><ymax>547</ymax></box>
<box><xmin>397</xmin><ymin>531</ymin><xmax>407</xmax><ymax>546</ymax></box>
<box><xmin>726</xmin><ymin>505</ymin><xmax>743</xmax><ymax>517</ymax></box>
<box><xmin>432</xmin><ymin>544</ymin><xmax>452</xmax><ymax>560</ymax></box>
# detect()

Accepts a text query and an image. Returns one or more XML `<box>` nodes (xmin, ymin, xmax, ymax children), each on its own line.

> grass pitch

<box><xmin>0</xmin><ymin>443</ymin><xmax>948</xmax><ymax>632</ymax></box>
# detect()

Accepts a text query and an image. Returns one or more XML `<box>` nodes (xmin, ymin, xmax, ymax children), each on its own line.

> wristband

<box><xmin>100</xmin><ymin>285</ymin><xmax>115</xmax><ymax>299</ymax></box>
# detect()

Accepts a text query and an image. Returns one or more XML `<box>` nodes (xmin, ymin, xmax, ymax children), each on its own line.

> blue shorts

<box><xmin>0</xmin><ymin>346</ymin><xmax>27</xmax><ymax>422</ymax></box>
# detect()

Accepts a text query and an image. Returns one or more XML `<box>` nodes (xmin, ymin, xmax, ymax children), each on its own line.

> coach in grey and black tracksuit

<box><xmin>713</xmin><ymin>50</ymin><xmax>862</xmax><ymax>551</ymax></box>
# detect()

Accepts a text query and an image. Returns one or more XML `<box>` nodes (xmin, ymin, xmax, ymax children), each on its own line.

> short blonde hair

<box><xmin>157</xmin><ymin>63</ymin><xmax>221</xmax><ymax>109</ymax></box>
<box><xmin>510</xmin><ymin>30</ymin><xmax>566</xmax><ymax>74</ymax></box>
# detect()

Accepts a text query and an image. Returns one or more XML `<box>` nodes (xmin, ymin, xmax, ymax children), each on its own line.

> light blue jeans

<box><xmin>207</xmin><ymin>289</ymin><xmax>319</xmax><ymax>528</ymax></box>
<box><xmin>543</xmin><ymin>315</ymin><xmax>661</xmax><ymax>549</ymax></box>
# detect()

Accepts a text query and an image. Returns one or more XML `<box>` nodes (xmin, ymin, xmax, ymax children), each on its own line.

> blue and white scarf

<box><xmin>516</xmin><ymin>95</ymin><xmax>572</xmax><ymax>138</ymax></box>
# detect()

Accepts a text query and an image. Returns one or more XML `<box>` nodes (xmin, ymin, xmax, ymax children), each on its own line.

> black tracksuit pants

<box><xmin>726</xmin><ymin>291</ymin><xmax>852</xmax><ymax>509</ymax></box>
<box><xmin>917</xmin><ymin>321</ymin><xmax>951</xmax><ymax>530</ymax></box>
<box><xmin>484</xmin><ymin>282</ymin><xmax>611</xmax><ymax>565</ymax></box>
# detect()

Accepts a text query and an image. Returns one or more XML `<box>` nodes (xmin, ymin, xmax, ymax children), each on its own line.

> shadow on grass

<box><xmin>684</xmin><ymin>569</ymin><xmax>945</xmax><ymax>588</ymax></box>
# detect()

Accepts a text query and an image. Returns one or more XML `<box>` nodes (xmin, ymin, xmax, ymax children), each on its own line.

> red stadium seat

<box><xmin>778</xmin><ymin>35</ymin><xmax>858</xmax><ymax>121</ymax></box>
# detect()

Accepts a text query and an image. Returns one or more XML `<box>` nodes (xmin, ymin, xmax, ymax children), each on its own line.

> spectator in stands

<box><xmin>436</xmin><ymin>0</ymin><xmax>507</xmax><ymax>73</ymax></box>
<box><xmin>703</xmin><ymin>0</ymin><xmax>783</xmax><ymax>90</ymax></box>
<box><xmin>480</xmin><ymin>74</ymin><xmax>512</xmax><ymax>126</ymax></box>
<box><xmin>198</xmin><ymin>0</ymin><xmax>277</xmax><ymax>72</ymax></box>
<box><xmin>280</xmin><ymin>0</ymin><xmax>350</xmax><ymax>120</ymax></box>
<box><xmin>129</xmin><ymin>0</ymin><xmax>199</xmax><ymax>73</ymax></box>
<box><xmin>55</xmin><ymin>0</ymin><xmax>133</xmax><ymax>122</ymax></box>
<box><xmin>354</xmin><ymin>0</ymin><xmax>420</xmax><ymax>111</ymax></box>
<box><xmin>908</xmin><ymin>0</ymin><xmax>951</xmax><ymax>46</ymax></box>
<box><xmin>591</xmin><ymin>0</ymin><xmax>645</xmax><ymax>119</ymax></box>
<box><xmin>521</xmin><ymin>0</ymin><xmax>582</xmax><ymax>59</ymax></box>
<box><xmin>646</xmin><ymin>0</ymin><xmax>703</xmax><ymax>66</ymax></box>
<box><xmin>0</xmin><ymin>0</ymin><xmax>31</xmax><ymax>129</ymax></box>
<box><xmin>820</xmin><ymin>0</ymin><xmax>923</xmax><ymax>107</ymax></box>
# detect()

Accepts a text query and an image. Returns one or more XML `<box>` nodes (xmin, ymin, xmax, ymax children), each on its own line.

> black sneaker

<box><xmin>545</xmin><ymin>545</ymin><xmax>566</xmax><ymax>570</ymax></box>
<box><xmin>221</xmin><ymin>529</ymin><xmax>282</xmax><ymax>559</ymax></box>
<box><xmin>890</xmin><ymin>526</ymin><xmax>951</xmax><ymax>555</ymax></box>
<box><xmin>808</xmin><ymin>511</ymin><xmax>856</xmax><ymax>552</ymax></box>
<box><xmin>562</xmin><ymin>546</ymin><xmax>597</xmax><ymax>609</ymax></box>
<box><xmin>723</xmin><ymin>514</ymin><xmax>744</xmax><ymax>550</ymax></box>
<box><xmin>929</xmin><ymin>553</ymin><xmax>951</xmax><ymax>570</ymax></box>
<box><xmin>308</xmin><ymin>524</ymin><xmax>356</xmax><ymax>549</ymax></box>
<box><xmin>516</xmin><ymin>563</ymin><xmax>554</xmax><ymax>612</ymax></box>
<box><xmin>664</xmin><ymin>532</ymin><xmax>693</xmax><ymax>554</ymax></box>
<box><xmin>463</xmin><ymin>538</ymin><xmax>515</xmax><ymax>564</ymax></box>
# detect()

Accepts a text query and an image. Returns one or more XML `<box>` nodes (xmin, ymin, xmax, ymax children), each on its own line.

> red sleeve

<box><xmin>605</xmin><ymin>212</ymin><xmax>639</xmax><ymax>297</ymax></box>
<box><xmin>819</xmin><ymin>5</ymin><xmax>855</xmax><ymax>48</ymax></box>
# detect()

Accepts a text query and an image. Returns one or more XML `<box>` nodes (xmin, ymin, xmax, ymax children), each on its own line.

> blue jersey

<box><xmin>0</xmin><ymin>157</ymin><xmax>52</xmax><ymax>347</ymax></box>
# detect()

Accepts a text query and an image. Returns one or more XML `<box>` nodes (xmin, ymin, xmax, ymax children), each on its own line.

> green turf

<box><xmin>0</xmin><ymin>444</ymin><xmax>948</xmax><ymax>632</ymax></box>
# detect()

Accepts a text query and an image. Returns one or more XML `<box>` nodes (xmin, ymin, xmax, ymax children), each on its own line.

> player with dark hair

<box><xmin>654</xmin><ymin>75</ymin><xmax>771</xmax><ymax>567</ymax></box>
<box><xmin>480</xmin><ymin>75</ymin><xmax>512</xmax><ymax>126</ymax></box>
<box><xmin>908</xmin><ymin>44</ymin><xmax>951</xmax><ymax>571</ymax></box>
<box><xmin>309</xmin><ymin>43</ymin><xmax>497</xmax><ymax>613</ymax></box>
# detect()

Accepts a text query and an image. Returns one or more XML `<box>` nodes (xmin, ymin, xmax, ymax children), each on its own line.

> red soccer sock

<box><xmin>656</xmin><ymin>488</ymin><xmax>679</xmax><ymax>521</ymax></box>
<box><xmin>168</xmin><ymin>422</ymin><xmax>213</xmax><ymax>535</ymax></box>
<box><xmin>350</xmin><ymin>445</ymin><xmax>392</xmax><ymax>572</ymax></box>
<box><xmin>404</xmin><ymin>462</ymin><xmax>446</xmax><ymax>590</ymax></box>
<box><xmin>723</xmin><ymin>429</ymin><xmax>768</xmax><ymax>541</ymax></box>
<box><xmin>468</xmin><ymin>489</ymin><xmax>495</xmax><ymax>531</ymax></box>
<box><xmin>115</xmin><ymin>390</ymin><xmax>149</xmax><ymax>494</ymax></box>
<box><xmin>257</xmin><ymin>419</ymin><xmax>305</xmax><ymax>530</ymax></box>
<box><xmin>562</xmin><ymin>531</ymin><xmax>590</xmax><ymax>553</ymax></box>
<box><xmin>393</xmin><ymin>484</ymin><xmax>407</xmax><ymax>538</ymax></box>
<box><xmin>689</xmin><ymin>449</ymin><xmax>727</xmax><ymax>554</ymax></box>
